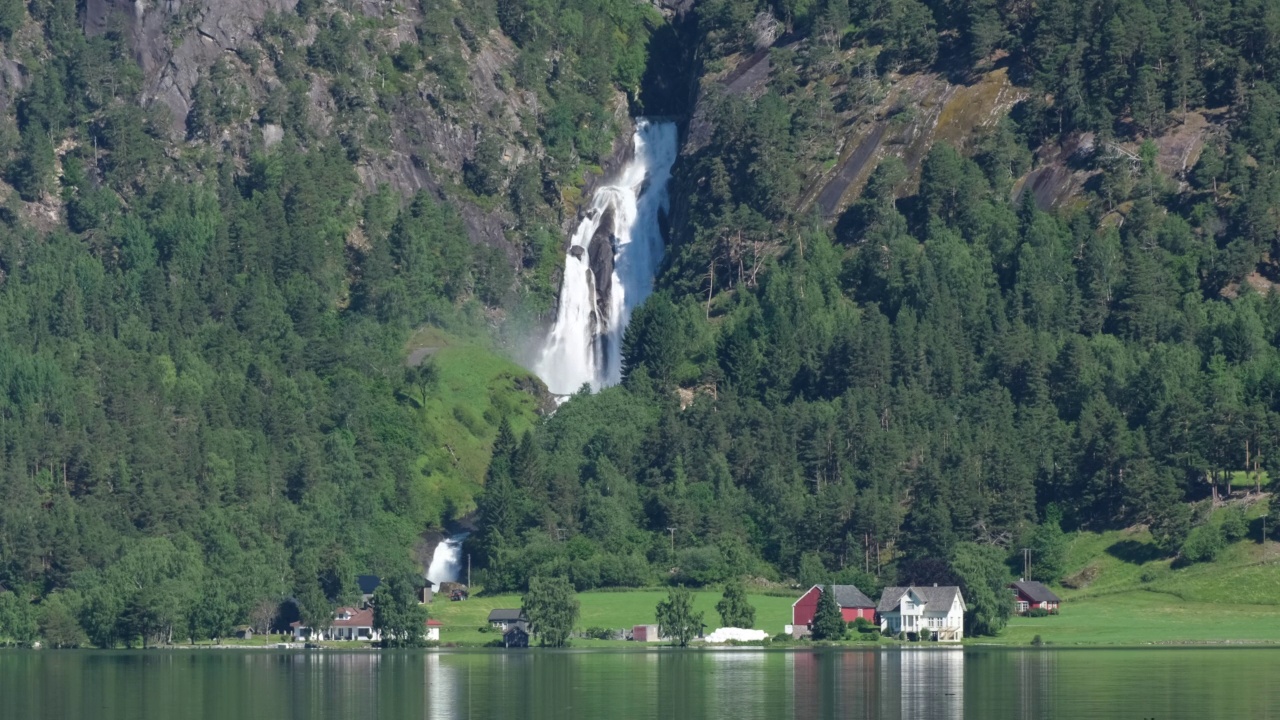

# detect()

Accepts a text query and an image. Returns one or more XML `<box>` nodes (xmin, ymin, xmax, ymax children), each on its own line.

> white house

<box><xmin>876</xmin><ymin>586</ymin><xmax>965</xmax><ymax>641</ymax></box>
<box><xmin>291</xmin><ymin>607</ymin><xmax>382</xmax><ymax>642</ymax></box>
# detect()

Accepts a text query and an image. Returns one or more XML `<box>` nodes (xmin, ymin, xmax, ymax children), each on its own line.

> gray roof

<box><xmin>488</xmin><ymin>608</ymin><xmax>525</xmax><ymax>622</ymax></box>
<box><xmin>1010</xmin><ymin>580</ymin><xmax>1062</xmax><ymax>604</ymax></box>
<box><xmin>828</xmin><ymin>585</ymin><xmax>875</xmax><ymax>608</ymax></box>
<box><xmin>357</xmin><ymin>575</ymin><xmax>381</xmax><ymax>595</ymax></box>
<box><xmin>877</xmin><ymin>586</ymin><xmax>963</xmax><ymax>614</ymax></box>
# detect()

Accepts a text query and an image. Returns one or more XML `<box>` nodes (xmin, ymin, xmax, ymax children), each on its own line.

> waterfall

<box><xmin>425</xmin><ymin>532</ymin><xmax>469</xmax><ymax>588</ymax></box>
<box><xmin>534</xmin><ymin>119</ymin><xmax>679</xmax><ymax>395</ymax></box>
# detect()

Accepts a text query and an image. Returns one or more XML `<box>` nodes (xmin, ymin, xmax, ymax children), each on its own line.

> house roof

<box><xmin>503</xmin><ymin>621</ymin><xmax>529</xmax><ymax>635</ymax></box>
<box><xmin>332</xmin><ymin>607</ymin><xmax>375</xmax><ymax>627</ymax></box>
<box><xmin>793</xmin><ymin>584</ymin><xmax>876</xmax><ymax>608</ymax></box>
<box><xmin>877</xmin><ymin>586</ymin><xmax>964</xmax><ymax>614</ymax></box>
<box><xmin>357</xmin><ymin>575</ymin><xmax>382</xmax><ymax>595</ymax></box>
<box><xmin>290</xmin><ymin>606</ymin><xmax>375</xmax><ymax>630</ymax></box>
<box><xmin>830</xmin><ymin>585</ymin><xmax>875</xmax><ymax>608</ymax></box>
<box><xmin>488</xmin><ymin>608</ymin><xmax>524</xmax><ymax>622</ymax></box>
<box><xmin>1010</xmin><ymin>580</ymin><xmax>1062</xmax><ymax>604</ymax></box>
<box><xmin>426</xmin><ymin>619</ymin><xmax>442</xmax><ymax>627</ymax></box>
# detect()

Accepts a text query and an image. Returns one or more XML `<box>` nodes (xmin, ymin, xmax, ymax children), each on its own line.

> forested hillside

<box><xmin>473</xmin><ymin>0</ymin><xmax>1280</xmax><ymax>634</ymax></box>
<box><xmin>3</xmin><ymin>0</ymin><xmax>1280</xmax><ymax>647</ymax></box>
<box><xmin>0</xmin><ymin>0</ymin><xmax>659</xmax><ymax>645</ymax></box>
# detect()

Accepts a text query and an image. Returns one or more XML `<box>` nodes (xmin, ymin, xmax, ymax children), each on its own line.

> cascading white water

<box><xmin>535</xmin><ymin>119</ymin><xmax>679</xmax><ymax>395</ymax></box>
<box><xmin>425</xmin><ymin>532</ymin><xmax>469</xmax><ymax>587</ymax></box>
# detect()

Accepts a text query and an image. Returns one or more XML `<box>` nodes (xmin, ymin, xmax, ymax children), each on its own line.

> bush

<box><xmin>857</xmin><ymin>631</ymin><xmax>879</xmax><ymax>642</ymax></box>
<box><xmin>583</xmin><ymin>626</ymin><xmax>613</xmax><ymax>640</ymax></box>
<box><xmin>1220</xmin><ymin>507</ymin><xmax>1249</xmax><ymax>543</ymax></box>
<box><xmin>919</xmin><ymin>627</ymin><xmax>932</xmax><ymax>641</ymax></box>
<box><xmin>1026</xmin><ymin>608</ymin><xmax>1051</xmax><ymax>618</ymax></box>
<box><xmin>852</xmin><ymin>617</ymin><xmax>875</xmax><ymax>632</ymax></box>
<box><xmin>1031</xmin><ymin>634</ymin><xmax>1043</xmax><ymax>647</ymax></box>
<box><xmin>1180</xmin><ymin>525</ymin><xmax>1224</xmax><ymax>564</ymax></box>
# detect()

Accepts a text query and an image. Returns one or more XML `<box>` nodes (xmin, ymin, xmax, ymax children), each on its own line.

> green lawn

<box><xmin>999</xmin><ymin>590</ymin><xmax>1280</xmax><ymax>646</ymax></box>
<box><xmin>429</xmin><ymin>589</ymin><xmax>797</xmax><ymax>646</ymax></box>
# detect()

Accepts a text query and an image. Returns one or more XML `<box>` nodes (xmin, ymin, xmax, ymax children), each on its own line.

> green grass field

<box><xmin>429</xmin><ymin>590</ymin><xmax>797</xmax><ymax>646</ymax></box>
<box><xmin>1001</xmin><ymin>590</ymin><xmax>1280</xmax><ymax>645</ymax></box>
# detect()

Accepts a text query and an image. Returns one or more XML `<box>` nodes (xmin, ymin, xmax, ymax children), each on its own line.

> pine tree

<box><xmin>810</xmin><ymin>585</ymin><xmax>846</xmax><ymax>640</ymax></box>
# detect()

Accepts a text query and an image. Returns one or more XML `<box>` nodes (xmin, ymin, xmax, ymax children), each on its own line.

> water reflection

<box><xmin>3</xmin><ymin>647</ymin><xmax>1280</xmax><ymax>720</ymax></box>
<box><xmin>790</xmin><ymin>649</ymin><xmax>963</xmax><ymax>720</ymax></box>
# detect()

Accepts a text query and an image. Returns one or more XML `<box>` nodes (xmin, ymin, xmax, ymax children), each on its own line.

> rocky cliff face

<box><xmin>83</xmin><ymin>0</ymin><xmax>297</xmax><ymax>137</ymax></box>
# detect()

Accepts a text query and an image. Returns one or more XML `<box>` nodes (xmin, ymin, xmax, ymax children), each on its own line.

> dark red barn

<box><xmin>791</xmin><ymin>585</ymin><xmax>876</xmax><ymax>627</ymax></box>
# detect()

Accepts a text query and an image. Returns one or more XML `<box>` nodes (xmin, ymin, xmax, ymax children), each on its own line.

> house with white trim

<box><xmin>876</xmin><ymin>585</ymin><xmax>965</xmax><ymax>641</ymax></box>
<box><xmin>291</xmin><ymin>607</ymin><xmax>381</xmax><ymax>642</ymax></box>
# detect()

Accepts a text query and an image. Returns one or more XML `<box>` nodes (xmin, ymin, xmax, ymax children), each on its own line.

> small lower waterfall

<box><xmin>535</xmin><ymin>119</ymin><xmax>679</xmax><ymax>395</ymax></box>
<box><xmin>425</xmin><ymin>532</ymin><xmax>469</xmax><ymax>588</ymax></box>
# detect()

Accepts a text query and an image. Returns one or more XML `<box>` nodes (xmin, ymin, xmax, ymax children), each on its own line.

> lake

<box><xmin>2</xmin><ymin>647</ymin><xmax>1277</xmax><ymax>719</ymax></box>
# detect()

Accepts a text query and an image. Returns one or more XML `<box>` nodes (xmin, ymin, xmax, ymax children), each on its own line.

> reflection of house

<box><xmin>791</xmin><ymin>585</ymin><xmax>876</xmax><ymax>628</ymax></box>
<box><xmin>291</xmin><ymin>607</ymin><xmax>382</xmax><ymax>642</ymax></box>
<box><xmin>425</xmin><ymin>618</ymin><xmax>442</xmax><ymax>642</ymax></box>
<box><xmin>1009</xmin><ymin>580</ymin><xmax>1061</xmax><ymax>614</ymax></box>
<box><xmin>488</xmin><ymin>609</ymin><xmax>525</xmax><ymax>630</ymax></box>
<box><xmin>357</xmin><ymin>575</ymin><xmax>382</xmax><ymax>607</ymax></box>
<box><xmin>503</xmin><ymin>621</ymin><xmax>529</xmax><ymax>648</ymax></box>
<box><xmin>877</xmin><ymin>586</ymin><xmax>965</xmax><ymax>641</ymax></box>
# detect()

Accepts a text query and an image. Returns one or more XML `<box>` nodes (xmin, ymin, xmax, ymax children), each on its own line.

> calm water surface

<box><xmin>2</xmin><ymin>647</ymin><xmax>1277</xmax><ymax>719</ymax></box>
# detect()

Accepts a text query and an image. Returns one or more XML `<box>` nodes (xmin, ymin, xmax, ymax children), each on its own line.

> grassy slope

<box><xmin>1002</xmin><ymin>499</ymin><xmax>1280</xmax><ymax>645</ymax></box>
<box><xmin>407</xmin><ymin>327</ymin><xmax>546</xmax><ymax>523</ymax></box>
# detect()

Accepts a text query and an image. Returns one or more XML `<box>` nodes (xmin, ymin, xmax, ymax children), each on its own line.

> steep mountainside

<box><xmin>3</xmin><ymin>0</ymin><xmax>1280</xmax><ymax>648</ymax></box>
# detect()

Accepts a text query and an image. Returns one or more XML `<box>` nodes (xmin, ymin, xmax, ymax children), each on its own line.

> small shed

<box><xmin>503</xmin><ymin>622</ymin><xmax>530</xmax><ymax>648</ymax></box>
<box><xmin>632</xmin><ymin>624</ymin><xmax>663</xmax><ymax>642</ymax></box>
<box><xmin>425</xmin><ymin>618</ymin><xmax>442</xmax><ymax>642</ymax></box>
<box><xmin>1009</xmin><ymin>580</ymin><xmax>1062</xmax><ymax>614</ymax></box>
<box><xmin>419</xmin><ymin>586</ymin><xmax>434</xmax><ymax>605</ymax></box>
<box><xmin>233</xmin><ymin>626</ymin><xmax>253</xmax><ymax>640</ymax></box>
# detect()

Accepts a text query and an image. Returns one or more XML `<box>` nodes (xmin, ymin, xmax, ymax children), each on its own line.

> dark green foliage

<box><xmin>0</xmin><ymin>0</ymin><xmax>23</xmax><ymax>40</ymax></box>
<box><xmin>373</xmin><ymin>577</ymin><xmax>430</xmax><ymax>648</ymax></box>
<box><xmin>655</xmin><ymin>586</ymin><xmax>703</xmax><ymax>647</ymax></box>
<box><xmin>464</xmin><ymin>134</ymin><xmax>506</xmax><ymax>197</ymax></box>
<box><xmin>0</xmin><ymin>592</ymin><xmax>38</xmax><ymax>646</ymax></box>
<box><xmin>950</xmin><ymin>543</ymin><xmax>1012</xmax><ymax>637</ymax></box>
<box><xmin>1027</xmin><ymin>519</ymin><xmax>1068</xmax><ymax>584</ymax></box>
<box><xmin>810</xmin><ymin>585</ymin><xmax>845</xmax><ymax>640</ymax></box>
<box><xmin>715</xmin><ymin>580</ymin><xmax>756</xmax><ymax>628</ymax></box>
<box><xmin>522</xmin><ymin>575</ymin><xmax>580</xmax><ymax>647</ymax></box>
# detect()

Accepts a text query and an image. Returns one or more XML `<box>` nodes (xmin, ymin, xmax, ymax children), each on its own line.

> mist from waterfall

<box><xmin>425</xmin><ymin>532</ymin><xmax>469</xmax><ymax>587</ymax></box>
<box><xmin>534</xmin><ymin>119</ymin><xmax>679</xmax><ymax>396</ymax></box>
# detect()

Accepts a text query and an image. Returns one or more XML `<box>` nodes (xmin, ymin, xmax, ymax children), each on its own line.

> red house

<box><xmin>1009</xmin><ymin>580</ymin><xmax>1062</xmax><ymax>614</ymax></box>
<box><xmin>791</xmin><ymin>585</ymin><xmax>876</xmax><ymax>627</ymax></box>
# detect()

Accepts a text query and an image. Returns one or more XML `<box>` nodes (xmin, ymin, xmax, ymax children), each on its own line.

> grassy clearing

<box><xmin>1000</xmin><ymin>591</ymin><xmax>1280</xmax><ymax>646</ymax></box>
<box><xmin>429</xmin><ymin>589</ymin><xmax>796</xmax><ymax>646</ymax></box>
<box><xmin>405</xmin><ymin>327</ymin><xmax>546</xmax><ymax>521</ymax></box>
<box><xmin>1001</xmin><ymin>499</ymin><xmax>1280</xmax><ymax>645</ymax></box>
